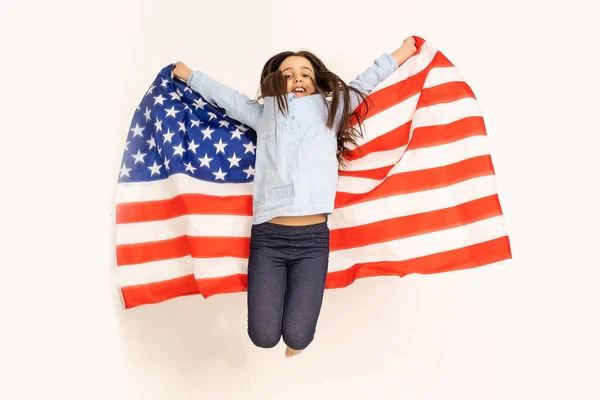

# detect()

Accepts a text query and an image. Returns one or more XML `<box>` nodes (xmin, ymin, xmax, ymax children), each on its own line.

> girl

<box><xmin>173</xmin><ymin>36</ymin><xmax>417</xmax><ymax>358</ymax></box>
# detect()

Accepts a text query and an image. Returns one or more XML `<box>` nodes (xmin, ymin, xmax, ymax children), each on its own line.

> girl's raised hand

<box><xmin>173</xmin><ymin>61</ymin><xmax>193</xmax><ymax>83</ymax></box>
<box><xmin>391</xmin><ymin>36</ymin><xmax>417</xmax><ymax>66</ymax></box>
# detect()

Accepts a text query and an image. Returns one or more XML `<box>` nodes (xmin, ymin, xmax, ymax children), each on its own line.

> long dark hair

<box><xmin>252</xmin><ymin>50</ymin><xmax>373</xmax><ymax>168</ymax></box>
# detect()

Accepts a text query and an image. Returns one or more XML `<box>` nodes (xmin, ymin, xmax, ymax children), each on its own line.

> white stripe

<box><xmin>116</xmin><ymin>255</ymin><xmax>195</xmax><ymax>288</ymax></box>
<box><xmin>329</xmin><ymin>175</ymin><xmax>499</xmax><ymax>228</ymax></box>
<box><xmin>412</xmin><ymin>97</ymin><xmax>482</xmax><ymax>129</ymax></box>
<box><xmin>115</xmin><ymin>215</ymin><xmax>507</xmax><ymax>287</ymax></box>
<box><xmin>337</xmin><ymin>135</ymin><xmax>491</xmax><ymax>194</ymax></box>
<box><xmin>115</xmin><ymin>174</ymin><xmax>498</xmax><ymax>246</ymax></box>
<box><xmin>115</xmin><ymin>256</ymin><xmax>247</xmax><ymax>288</ymax></box>
<box><xmin>116</xmin><ymin>215</ymin><xmax>252</xmax><ymax>245</ymax></box>
<box><xmin>343</xmin><ymin>145</ymin><xmax>407</xmax><ymax>171</ymax></box>
<box><xmin>328</xmin><ymin>215</ymin><xmax>507</xmax><ymax>273</ymax></box>
<box><xmin>115</xmin><ymin>172</ymin><xmax>254</xmax><ymax>204</ymax></box>
<box><xmin>423</xmin><ymin>66</ymin><xmax>464</xmax><ymax>89</ymax></box>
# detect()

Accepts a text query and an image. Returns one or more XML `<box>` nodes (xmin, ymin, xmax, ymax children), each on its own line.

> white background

<box><xmin>1</xmin><ymin>0</ymin><xmax>599</xmax><ymax>399</ymax></box>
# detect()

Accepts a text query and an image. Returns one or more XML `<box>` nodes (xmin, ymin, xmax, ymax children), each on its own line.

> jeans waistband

<box><xmin>252</xmin><ymin>220</ymin><xmax>329</xmax><ymax>235</ymax></box>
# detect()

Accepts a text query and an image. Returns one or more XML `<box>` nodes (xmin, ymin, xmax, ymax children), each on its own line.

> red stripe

<box><xmin>325</xmin><ymin>236</ymin><xmax>512</xmax><ymax>288</ymax></box>
<box><xmin>116</xmin><ymin>236</ymin><xmax>250</xmax><ymax>266</ymax></box>
<box><xmin>418</xmin><ymin>81</ymin><xmax>475</xmax><ymax>108</ymax></box>
<box><xmin>410</xmin><ymin>116</ymin><xmax>486</xmax><ymax>150</ymax></box>
<box><xmin>340</xmin><ymin>117</ymin><xmax>487</xmax><ymax>180</ymax></box>
<box><xmin>335</xmin><ymin>155</ymin><xmax>495</xmax><ymax>207</ymax></box>
<box><xmin>116</xmin><ymin>193</ymin><xmax>500</xmax><ymax>266</ymax></box>
<box><xmin>330</xmin><ymin>195</ymin><xmax>503</xmax><ymax>251</ymax></box>
<box><xmin>116</xmin><ymin>193</ymin><xmax>252</xmax><ymax>224</ymax></box>
<box><xmin>348</xmin><ymin>81</ymin><xmax>479</xmax><ymax>163</ymax></box>
<box><xmin>120</xmin><ymin>236</ymin><xmax>512</xmax><ymax>308</ymax></box>
<box><xmin>345</xmin><ymin>122</ymin><xmax>410</xmax><ymax>162</ymax></box>
<box><xmin>120</xmin><ymin>274</ymin><xmax>200</xmax><ymax>309</ymax></box>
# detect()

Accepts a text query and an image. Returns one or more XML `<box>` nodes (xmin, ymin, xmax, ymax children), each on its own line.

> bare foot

<box><xmin>285</xmin><ymin>346</ymin><xmax>303</xmax><ymax>358</ymax></box>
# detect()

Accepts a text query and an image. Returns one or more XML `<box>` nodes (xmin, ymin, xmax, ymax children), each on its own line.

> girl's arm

<box><xmin>173</xmin><ymin>61</ymin><xmax>263</xmax><ymax>129</ymax></box>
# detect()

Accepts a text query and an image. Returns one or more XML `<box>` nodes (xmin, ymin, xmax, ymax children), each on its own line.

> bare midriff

<box><xmin>268</xmin><ymin>214</ymin><xmax>327</xmax><ymax>226</ymax></box>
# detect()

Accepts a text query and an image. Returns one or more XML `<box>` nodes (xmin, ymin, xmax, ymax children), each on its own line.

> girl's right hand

<box><xmin>173</xmin><ymin>61</ymin><xmax>193</xmax><ymax>83</ymax></box>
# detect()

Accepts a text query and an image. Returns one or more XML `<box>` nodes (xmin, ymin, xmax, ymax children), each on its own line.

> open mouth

<box><xmin>293</xmin><ymin>87</ymin><xmax>306</xmax><ymax>93</ymax></box>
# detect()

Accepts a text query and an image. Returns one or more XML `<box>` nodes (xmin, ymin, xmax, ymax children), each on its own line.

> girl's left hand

<box><xmin>391</xmin><ymin>37</ymin><xmax>417</xmax><ymax>65</ymax></box>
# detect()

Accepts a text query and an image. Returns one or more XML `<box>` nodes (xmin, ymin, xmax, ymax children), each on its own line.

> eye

<box><xmin>303</xmin><ymin>74</ymin><xmax>310</xmax><ymax>78</ymax></box>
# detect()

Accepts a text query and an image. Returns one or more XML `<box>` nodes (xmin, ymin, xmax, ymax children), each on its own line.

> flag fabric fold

<box><xmin>114</xmin><ymin>36</ymin><xmax>512</xmax><ymax>309</ymax></box>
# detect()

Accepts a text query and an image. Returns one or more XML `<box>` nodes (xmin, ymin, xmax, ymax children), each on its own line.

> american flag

<box><xmin>114</xmin><ymin>36</ymin><xmax>512</xmax><ymax>309</ymax></box>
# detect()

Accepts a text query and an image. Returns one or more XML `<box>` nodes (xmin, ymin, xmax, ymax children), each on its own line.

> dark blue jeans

<box><xmin>247</xmin><ymin>220</ymin><xmax>330</xmax><ymax>351</ymax></box>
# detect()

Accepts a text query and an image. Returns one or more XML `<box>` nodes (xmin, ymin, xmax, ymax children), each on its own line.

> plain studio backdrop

<box><xmin>1</xmin><ymin>0</ymin><xmax>598</xmax><ymax>399</ymax></box>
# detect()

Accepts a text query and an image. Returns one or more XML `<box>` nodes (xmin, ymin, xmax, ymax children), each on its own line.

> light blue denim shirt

<box><xmin>187</xmin><ymin>53</ymin><xmax>398</xmax><ymax>224</ymax></box>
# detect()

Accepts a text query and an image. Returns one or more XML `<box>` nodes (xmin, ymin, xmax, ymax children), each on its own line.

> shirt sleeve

<box><xmin>348</xmin><ymin>52</ymin><xmax>399</xmax><ymax>111</ymax></box>
<box><xmin>334</xmin><ymin>53</ymin><xmax>399</xmax><ymax>129</ymax></box>
<box><xmin>187</xmin><ymin>71</ymin><xmax>263</xmax><ymax>129</ymax></box>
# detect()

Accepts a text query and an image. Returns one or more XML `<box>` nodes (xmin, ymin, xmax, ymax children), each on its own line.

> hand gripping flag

<box><xmin>114</xmin><ymin>36</ymin><xmax>512</xmax><ymax>309</ymax></box>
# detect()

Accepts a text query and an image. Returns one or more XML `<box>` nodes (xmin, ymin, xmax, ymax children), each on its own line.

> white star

<box><xmin>169</xmin><ymin>91</ymin><xmax>181</xmax><ymax>101</ymax></box>
<box><xmin>201</xmin><ymin>126</ymin><xmax>214</xmax><ymax>140</ymax></box>
<box><xmin>183</xmin><ymin>161</ymin><xmax>197</xmax><ymax>174</ymax></box>
<box><xmin>146</xmin><ymin>85</ymin><xmax>156</xmax><ymax>96</ymax></box>
<box><xmin>193</xmin><ymin>98</ymin><xmax>207</xmax><ymax>110</ymax></box>
<box><xmin>131</xmin><ymin>150</ymin><xmax>147</xmax><ymax>164</ymax></box>
<box><xmin>218</xmin><ymin>120</ymin><xmax>230</xmax><ymax>128</ymax></box>
<box><xmin>236</xmin><ymin>124</ymin><xmax>250</xmax><ymax>132</ymax></box>
<box><xmin>143</xmin><ymin>107</ymin><xmax>152</xmax><ymax>122</ymax></box>
<box><xmin>230</xmin><ymin>128</ymin><xmax>243</xmax><ymax>140</ymax></box>
<box><xmin>157</xmin><ymin>145</ymin><xmax>162</xmax><ymax>155</ymax></box>
<box><xmin>130</xmin><ymin>123</ymin><xmax>144</xmax><ymax>137</ymax></box>
<box><xmin>227</xmin><ymin>152</ymin><xmax>242</xmax><ymax>168</ymax></box>
<box><xmin>172</xmin><ymin>142</ymin><xmax>186</xmax><ymax>157</ymax></box>
<box><xmin>198</xmin><ymin>154</ymin><xmax>213</xmax><ymax>168</ymax></box>
<box><xmin>165</xmin><ymin>105</ymin><xmax>180</xmax><ymax>118</ymax></box>
<box><xmin>120</xmin><ymin>163</ymin><xmax>132</xmax><ymax>178</ymax></box>
<box><xmin>213</xmin><ymin>168</ymin><xmax>227</xmax><ymax>180</ymax></box>
<box><xmin>124</xmin><ymin>141</ymin><xmax>131</xmax><ymax>151</ymax></box>
<box><xmin>153</xmin><ymin>94</ymin><xmax>166</xmax><ymax>105</ymax></box>
<box><xmin>213</xmin><ymin>138</ymin><xmax>227</xmax><ymax>154</ymax></box>
<box><xmin>160</xmin><ymin>78</ymin><xmax>169</xmax><ymax>87</ymax></box>
<box><xmin>243</xmin><ymin>141</ymin><xmax>256</xmax><ymax>154</ymax></box>
<box><xmin>164</xmin><ymin>157</ymin><xmax>171</xmax><ymax>171</ymax></box>
<box><xmin>184</xmin><ymin>86</ymin><xmax>192</xmax><ymax>93</ymax></box>
<box><xmin>163</xmin><ymin>128</ymin><xmax>175</xmax><ymax>143</ymax></box>
<box><xmin>154</xmin><ymin>117</ymin><xmax>163</xmax><ymax>132</ymax></box>
<box><xmin>147</xmin><ymin>161</ymin><xmax>163</xmax><ymax>176</ymax></box>
<box><xmin>243</xmin><ymin>165</ymin><xmax>255</xmax><ymax>178</ymax></box>
<box><xmin>177</xmin><ymin>121</ymin><xmax>187</xmax><ymax>132</ymax></box>
<box><xmin>207</xmin><ymin>112</ymin><xmax>217</xmax><ymax>120</ymax></box>
<box><xmin>190</xmin><ymin>119</ymin><xmax>201</xmax><ymax>128</ymax></box>
<box><xmin>146</xmin><ymin>136</ymin><xmax>156</xmax><ymax>150</ymax></box>
<box><xmin>187</xmin><ymin>139</ymin><xmax>200</xmax><ymax>154</ymax></box>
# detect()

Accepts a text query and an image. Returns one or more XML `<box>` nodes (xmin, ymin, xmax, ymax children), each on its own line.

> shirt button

<box><xmin>291</xmin><ymin>116</ymin><xmax>296</xmax><ymax>120</ymax></box>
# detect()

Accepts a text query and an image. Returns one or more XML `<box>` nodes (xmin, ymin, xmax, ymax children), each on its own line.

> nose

<box><xmin>294</xmin><ymin>76</ymin><xmax>302</xmax><ymax>83</ymax></box>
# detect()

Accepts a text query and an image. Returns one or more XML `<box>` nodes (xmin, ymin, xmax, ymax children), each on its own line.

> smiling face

<box><xmin>278</xmin><ymin>56</ymin><xmax>317</xmax><ymax>97</ymax></box>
